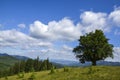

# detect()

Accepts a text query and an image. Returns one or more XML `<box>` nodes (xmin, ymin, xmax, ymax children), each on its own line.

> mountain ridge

<box><xmin>50</xmin><ymin>59</ymin><xmax>120</xmax><ymax>66</ymax></box>
<box><xmin>0</xmin><ymin>53</ymin><xmax>120</xmax><ymax>71</ymax></box>
<box><xmin>0</xmin><ymin>53</ymin><xmax>29</xmax><ymax>71</ymax></box>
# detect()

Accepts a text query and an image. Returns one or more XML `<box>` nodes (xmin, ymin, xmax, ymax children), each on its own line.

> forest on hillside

<box><xmin>0</xmin><ymin>57</ymin><xmax>54</xmax><ymax>78</ymax></box>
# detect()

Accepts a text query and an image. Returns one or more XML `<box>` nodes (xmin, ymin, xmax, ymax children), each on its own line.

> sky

<box><xmin>0</xmin><ymin>0</ymin><xmax>120</xmax><ymax>62</ymax></box>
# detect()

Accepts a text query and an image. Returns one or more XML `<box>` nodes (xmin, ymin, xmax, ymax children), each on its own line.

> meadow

<box><xmin>0</xmin><ymin>66</ymin><xmax>120</xmax><ymax>80</ymax></box>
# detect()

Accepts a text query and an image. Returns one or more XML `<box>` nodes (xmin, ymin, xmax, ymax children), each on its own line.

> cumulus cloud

<box><xmin>1</xmin><ymin>6</ymin><xmax>120</xmax><ymax>61</ymax></box>
<box><xmin>30</xmin><ymin>18</ymin><xmax>82</xmax><ymax>41</ymax></box>
<box><xmin>80</xmin><ymin>11</ymin><xmax>110</xmax><ymax>33</ymax></box>
<box><xmin>27</xmin><ymin>48</ymin><xmax>76</xmax><ymax>60</ymax></box>
<box><xmin>109</xmin><ymin>7</ymin><xmax>120</xmax><ymax>27</ymax></box>
<box><xmin>105</xmin><ymin>47</ymin><xmax>120</xmax><ymax>62</ymax></box>
<box><xmin>30</xmin><ymin>9</ymin><xmax>120</xmax><ymax>42</ymax></box>
<box><xmin>0</xmin><ymin>29</ymin><xmax>52</xmax><ymax>48</ymax></box>
<box><xmin>62</xmin><ymin>45</ymin><xmax>73</xmax><ymax>51</ymax></box>
<box><xmin>18</xmin><ymin>24</ymin><xmax>26</xmax><ymax>28</ymax></box>
<box><xmin>30</xmin><ymin>21</ymin><xmax>50</xmax><ymax>39</ymax></box>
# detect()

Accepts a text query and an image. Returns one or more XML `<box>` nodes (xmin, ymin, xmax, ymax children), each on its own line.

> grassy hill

<box><xmin>0</xmin><ymin>66</ymin><xmax>120</xmax><ymax>80</ymax></box>
<box><xmin>0</xmin><ymin>55</ymin><xmax>19</xmax><ymax>71</ymax></box>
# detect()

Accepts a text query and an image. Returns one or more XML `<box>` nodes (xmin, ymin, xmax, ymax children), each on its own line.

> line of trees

<box><xmin>0</xmin><ymin>57</ymin><xmax>54</xmax><ymax>78</ymax></box>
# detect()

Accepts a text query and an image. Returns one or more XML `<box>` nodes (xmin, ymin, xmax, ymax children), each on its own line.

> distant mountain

<box><xmin>0</xmin><ymin>53</ymin><xmax>29</xmax><ymax>71</ymax></box>
<box><xmin>50</xmin><ymin>59</ymin><xmax>78</xmax><ymax>66</ymax></box>
<box><xmin>0</xmin><ymin>53</ymin><xmax>120</xmax><ymax>71</ymax></box>
<box><xmin>12</xmin><ymin>55</ymin><xmax>29</xmax><ymax>60</ymax></box>
<box><xmin>50</xmin><ymin>59</ymin><xmax>120</xmax><ymax>67</ymax></box>
<box><xmin>0</xmin><ymin>53</ymin><xmax>30</xmax><ymax>60</ymax></box>
<box><xmin>0</xmin><ymin>53</ymin><xmax>19</xmax><ymax>71</ymax></box>
<box><xmin>51</xmin><ymin>62</ymin><xmax>64</xmax><ymax>68</ymax></box>
<box><xmin>97</xmin><ymin>60</ymin><xmax>120</xmax><ymax>66</ymax></box>
<box><xmin>0</xmin><ymin>53</ymin><xmax>9</xmax><ymax>56</ymax></box>
<box><xmin>50</xmin><ymin>59</ymin><xmax>90</xmax><ymax>67</ymax></box>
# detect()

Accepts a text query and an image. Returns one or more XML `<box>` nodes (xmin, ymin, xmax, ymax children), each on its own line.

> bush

<box><xmin>20</xmin><ymin>72</ymin><xmax>25</xmax><ymax>78</ymax></box>
<box><xmin>17</xmin><ymin>72</ymin><xmax>24</xmax><ymax>79</ymax></box>
<box><xmin>4</xmin><ymin>76</ymin><xmax>8</xmax><ymax>80</ymax></box>
<box><xmin>64</xmin><ymin>67</ymin><xmax>69</xmax><ymax>72</ymax></box>
<box><xmin>56</xmin><ymin>69</ymin><xmax>59</xmax><ymax>73</ymax></box>
<box><xmin>49</xmin><ymin>66</ymin><xmax>55</xmax><ymax>74</ymax></box>
<box><xmin>28</xmin><ymin>73</ymin><xmax>36</xmax><ymax>80</ymax></box>
<box><xmin>88</xmin><ymin>66</ymin><xmax>92</xmax><ymax>74</ymax></box>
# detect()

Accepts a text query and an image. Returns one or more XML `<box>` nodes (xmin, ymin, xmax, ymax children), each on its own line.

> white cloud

<box><xmin>18</xmin><ymin>24</ymin><xmax>26</xmax><ymax>28</ymax></box>
<box><xmin>0</xmin><ymin>29</ymin><xmax>52</xmax><ymax>48</ymax></box>
<box><xmin>1</xmin><ymin>6</ymin><xmax>120</xmax><ymax>61</ymax></box>
<box><xmin>29</xmin><ymin>8</ymin><xmax>120</xmax><ymax>42</ymax></box>
<box><xmin>105</xmin><ymin>47</ymin><xmax>120</xmax><ymax>62</ymax></box>
<box><xmin>62</xmin><ymin>45</ymin><xmax>73</xmax><ymax>51</ymax></box>
<box><xmin>109</xmin><ymin>7</ymin><xmax>120</xmax><ymax>27</ymax></box>
<box><xmin>30</xmin><ymin>18</ymin><xmax>82</xmax><ymax>41</ymax></box>
<box><xmin>80</xmin><ymin>11</ymin><xmax>110</xmax><ymax>33</ymax></box>
<box><xmin>27</xmin><ymin>8</ymin><xmax>120</xmax><ymax>61</ymax></box>
<box><xmin>26</xmin><ymin>48</ymin><xmax>76</xmax><ymax>61</ymax></box>
<box><xmin>30</xmin><ymin>20</ymin><xmax>50</xmax><ymax>39</ymax></box>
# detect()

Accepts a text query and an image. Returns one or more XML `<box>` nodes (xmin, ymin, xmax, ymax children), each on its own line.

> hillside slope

<box><xmin>0</xmin><ymin>55</ymin><xmax>19</xmax><ymax>71</ymax></box>
<box><xmin>0</xmin><ymin>53</ymin><xmax>30</xmax><ymax>71</ymax></box>
<box><xmin>0</xmin><ymin>66</ymin><xmax>120</xmax><ymax>80</ymax></box>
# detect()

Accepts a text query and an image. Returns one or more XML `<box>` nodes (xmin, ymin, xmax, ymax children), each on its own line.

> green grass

<box><xmin>0</xmin><ymin>66</ymin><xmax>120</xmax><ymax>80</ymax></box>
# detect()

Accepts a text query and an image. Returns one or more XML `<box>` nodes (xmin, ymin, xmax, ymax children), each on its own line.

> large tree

<box><xmin>73</xmin><ymin>30</ymin><xmax>113</xmax><ymax>66</ymax></box>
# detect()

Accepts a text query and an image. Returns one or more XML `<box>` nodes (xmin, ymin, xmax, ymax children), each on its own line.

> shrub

<box><xmin>49</xmin><ymin>66</ymin><xmax>55</xmax><ymax>74</ymax></box>
<box><xmin>20</xmin><ymin>71</ymin><xmax>25</xmax><ymax>79</ymax></box>
<box><xmin>17</xmin><ymin>72</ymin><xmax>24</xmax><ymax>79</ymax></box>
<box><xmin>88</xmin><ymin>66</ymin><xmax>93</xmax><ymax>74</ymax></box>
<box><xmin>4</xmin><ymin>76</ymin><xmax>8</xmax><ymax>80</ymax></box>
<box><xmin>28</xmin><ymin>73</ymin><xmax>36</xmax><ymax>80</ymax></box>
<box><xmin>64</xmin><ymin>67</ymin><xmax>69</xmax><ymax>72</ymax></box>
<box><xmin>56</xmin><ymin>69</ymin><xmax>59</xmax><ymax>73</ymax></box>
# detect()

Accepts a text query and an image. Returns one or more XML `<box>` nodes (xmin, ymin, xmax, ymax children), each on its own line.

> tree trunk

<box><xmin>92</xmin><ymin>54</ymin><xmax>96</xmax><ymax>66</ymax></box>
<box><xmin>92</xmin><ymin>60</ymin><xmax>96</xmax><ymax>66</ymax></box>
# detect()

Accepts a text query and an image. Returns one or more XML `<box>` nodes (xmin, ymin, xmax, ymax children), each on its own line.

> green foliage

<box><xmin>17</xmin><ymin>73</ymin><xmax>21</xmax><ymax>79</ymax></box>
<box><xmin>63</xmin><ymin>66</ymin><xmax>69</xmax><ymax>72</ymax></box>
<box><xmin>33</xmin><ymin>56</ymin><xmax>40</xmax><ymax>71</ymax></box>
<box><xmin>4</xmin><ymin>75</ymin><xmax>8</xmax><ymax>80</ymax></box>
<box><xmin>17</xmin><ymin>72</ymin><xmax>24</xmax><ymax>79</ymax></box>
<box><xmin>73</xmin><ymin>30</ymin><xmax>113</xmax><ymax>66</ymax></box>
<box><xmin>0</xmin><ymin>56</ymin><xmax>19</xmax><ymax>71</ymax></box>
<box><xmin>0</xmin><ymin>57</ymin><xmax>54</xmax><ymax>78</ymax></box>
<box><xmin>25</xmin><ymin>59</ymin><xmax>34</xmax><ymax>72</ymax></box>
<box><xmin>28</xmin><ymin>73</ymin><xmax>36</xmax><ymax>80</ymax></box>
<box><xmin>56</xmin><ymin>69</ymin><xmax>59</xmax><ymax>73</ymax></box>
<box><xmin>21</xmin><ymin>71</ymin><xmax>25</xmax><ymax>78</ymax></box>
<box><xmin>49</xmin><ymin>66</ymin><xmax>55</xmax><ymax>74</ymax></box>
<box><xmin>30</xmin><ymin>67</ymin><xmax>35</xmax><ymax>72</ymax></box>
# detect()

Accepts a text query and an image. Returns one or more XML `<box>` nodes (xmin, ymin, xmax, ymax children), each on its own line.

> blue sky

<box><xmin>0</xmin><ymin>0</ymin><xmax>120</xmax><ymax>62</ymax></box>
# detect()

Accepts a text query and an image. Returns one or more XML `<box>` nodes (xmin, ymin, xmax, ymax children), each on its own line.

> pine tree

<box><xmin>25</xmin><ymin>59</ymin><xmax>34</xmax><ymax>72</ymax></box>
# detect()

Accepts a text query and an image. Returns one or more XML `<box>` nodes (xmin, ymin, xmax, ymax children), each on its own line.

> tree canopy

<box><xmin>73</xmin><ymin>30</ymin><xmax>113</xmax><ymax>66</ymax></box>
